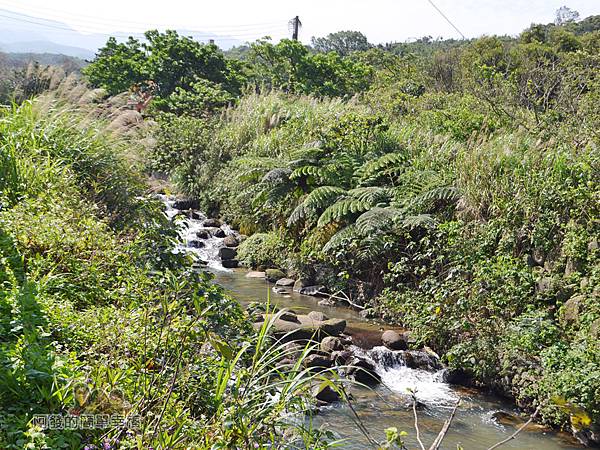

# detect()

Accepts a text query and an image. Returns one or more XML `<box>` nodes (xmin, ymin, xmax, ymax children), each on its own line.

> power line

<box><xmin>0</xmin><ymin>9</ymin><xmax>287</xmax><ymax>40</ymax></box>
<box><xmin>0</xmin><ymin>1</ymin><xmax>284</xmax><ymax>32</ymax></box>
<box><xmin>425</xmin><ymin>0</ymin><xmax>465</xmax><ymax>39</ymax></box>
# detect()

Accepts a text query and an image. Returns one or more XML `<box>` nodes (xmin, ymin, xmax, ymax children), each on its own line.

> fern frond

<box><xmin>356</xmin><ymin>234</ymin><xmax>389</xmax><ymax>261</ymax></box>
<box><xmin>322</xmin><ymin>224</ymin><xmax>357</xmax><ymax>253</ymax></box>
<box><xmin>317</xmin><ymin>198</ymin><xmax>369</xmax><ymax>227</ymax></box>
<box><xmin>355</xmin><ymin>207</ymin><xmax>404</xmax><ymax>234</ymax></box>
<box><xmin>357</xmin><ymin>152</ymin><xmax>405</xmax><ymax>184</ymax></box>
<box><xmin>347</xmin><ymin>186</ymin><xmax>392</xmax><ymax>206</ymax></box>
<box><xmin>237</xmin><ymin>167</ymin><xmax>266</xmax><ymax>182</ymax></box>
<box><xmin>290</xmin><ymin>165</ymin><xmax>327</xmax><ymax>180</ymax></box>
<box><xmin>286</xmin><ymin>186</ymin><xmax>345</xmax><ymax>227</ymax></box>
<box><xmin>398</xmin><ymin>214</ymin><xmax>436</xmax><ymax>228</ymax></box>
<box><xmin>408</xmin><ymin>186</ymin><xmax>460</xmax><ymax>211</ymax></box>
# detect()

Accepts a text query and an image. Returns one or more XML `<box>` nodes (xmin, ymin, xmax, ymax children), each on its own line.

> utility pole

<box><xmin>290</xmin><ymin>16</ymin><xmax>301</xmax><ymax>40</ymax></box>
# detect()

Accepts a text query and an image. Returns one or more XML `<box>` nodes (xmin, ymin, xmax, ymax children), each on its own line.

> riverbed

<box><xmin>162</xmin><ymin>195</ymin><xmax>583</xmax><ymax>449</ymax></box>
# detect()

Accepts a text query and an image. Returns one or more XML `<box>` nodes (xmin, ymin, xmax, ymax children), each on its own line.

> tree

<box><xmin>555</xmin><ymin>6</ymin><xmax>580</xmax><ymax>25</ymax></box>
<box><xmin>311</xmin><ymin>31</ymin><xmax>371</xmax><ymax>56</ymax></box>
<box><xmin>83</xmin><ymin>37</ymin><xmax>147</xmax><ymax>95</ymax></box>
<box><xmin>249</xmin><ymin>39</ymin><xmax>372</xmax><ymax>97</ymax></box>
<box><xmin>84</xmin><ymin>30</ymin><xmax>245</xmax><ymax>105</ymax></box>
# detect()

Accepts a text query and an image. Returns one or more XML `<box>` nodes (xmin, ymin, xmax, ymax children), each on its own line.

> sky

<box><xmin>0</xmin><ymin>0</ymin><xmax>599</xmax><ymax>46</ymax></box>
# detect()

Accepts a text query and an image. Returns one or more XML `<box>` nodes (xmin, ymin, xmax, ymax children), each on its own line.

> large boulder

<box><xmin>203</xmin><ymin>218</ymin><xmax>222</xmax><ymax>228</ymax></box>
<box><xmin>382</xmin><ymin>330</ymin><xmax>408</xmax><ymax>351</ymax></box>
<box><xmin>313</xmin><ymin>384</ymin><xmax>340</xmax><ymax>404</ymax></box>
<box><xmin>223</xmin><ymin>235</ymin><xmax>239</xmax><ymax>247</ymax></box>
<box><xmin>276</xmin><ymin>278</ymin><xmax>295</xmax><ymax>287</ymax></box>
<box><xmin>219</xmin><ymin>247</ymin><xmax>237</xmax><ymax>260</ymax></box>
<box><xmin>304</xmin><ymin>353</ymin><xmax>332</xmax><ymax>370</ymax></box>
<box><xmin>293</xmin><ymin>278</ymin><xmax>311</xmax><ymax>292</ymax></box>
<box><xmin>221</xmin><ymin>259</ymin><xmax>238</xmax><ymax>268</ymax></box>
<box><xmin>173</xmin><ymin>198</ymin><xmax>200</xmax><ymax>210</ymax></box>
<box><xmin>347</xmin><ymin>357</ymin><xmax>381</xmax><ymax>386</ymax></box>
<box><xmin>560</xmin><ymin>295</ymin><xmax>584</xmax><ymax>327</ymax></box>
<box><xmin>403</xmin><ymin>350</ymin><xmax>443</xmax><ymax>371</ymax></box>
<box><xmin>255</xmin><ymin>313</ymin><xmax>346</xmax><ymax>342</ymax></box>
<box><xmin>266</xmin><ymin>269</ymin><xmax>286</xmax><ymax>282</ymax></box>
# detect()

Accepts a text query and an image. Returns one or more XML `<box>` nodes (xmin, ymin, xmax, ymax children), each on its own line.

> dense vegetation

<box><xmin>86</xmin><ymin>13</ymin><xmax>600</xmax><ymax>441</ymax></box>
<box><xmin>0</xmin><ymin>91</ymin><xmax>339</xmax><ymax>448</ymax></box>
<box><xmin>2</xmin><ymin>5</ymin><xmax>599</xmax><ymax>447</ymax></box>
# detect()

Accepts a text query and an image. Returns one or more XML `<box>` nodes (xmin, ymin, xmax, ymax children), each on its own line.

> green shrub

<box><xmin>237</xmin><ymin>232</ymin><xmax>289</xmax><ymax>269</ymax></box>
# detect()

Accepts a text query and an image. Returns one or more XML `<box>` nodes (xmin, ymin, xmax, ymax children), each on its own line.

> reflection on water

<box><xmin>214</xmin><ymin>269</ymin><xmax>582</xmax><ymax>450</ymax></box>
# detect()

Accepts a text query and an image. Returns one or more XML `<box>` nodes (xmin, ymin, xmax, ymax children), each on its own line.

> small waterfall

<box><xmin>159</xmin><ymin>195</ymin><xmax>240</xmax><ymax>271</ymax></box>
<box><xmin>355</xmin><ymin>345</ymin><xmax>459</xmax><ymax>406</ymax></box>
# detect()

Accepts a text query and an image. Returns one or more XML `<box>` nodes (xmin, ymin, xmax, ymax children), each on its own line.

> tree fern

<box><xmin>317</xmin><ymin>198</ymin><xmax>370</xmax><ymax>227</ymax></box>
<box><xmin>357</xmin><ymin>152</ymin><xmax>406</xmax><ymax>185</ymax></box>
<box><xmin>399</xmin><ymin>213</ymin><xmax>436</xmax><ymax>228</ymax></box>
<box><xmin>287</xmin><ymin>186</ymin><xmax>345</xmax><ymax>227</ymax></box>
<box><xmin>322</xmin><ymin>224</ymin><xmax>357</xmax><ymax>253</ymax></box>
<box><xmin>347</xmin><ymin>186</ymin><xmax>392</xmax><ymax>206</ymax></box>
<box><xmin>407</xmin><ymin>185</ymin><xmax>460</xmax><ymax>210</ymax></box>
<box><xmin>354</xmin><ymin>206</ymin><xmax>404</xmax><ymax>234</ymax></box>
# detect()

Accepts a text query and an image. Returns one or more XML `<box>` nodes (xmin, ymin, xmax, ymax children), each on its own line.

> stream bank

<box><xmin>161</xmin><ymin>195</ymin><xmax>584</xmax><ymax>449</ymax></box>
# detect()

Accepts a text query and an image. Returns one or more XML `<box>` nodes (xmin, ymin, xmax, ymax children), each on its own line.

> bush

<box><xmin>236</xmin><ymin>232</ymin><xmax>289</xmax><ymax>269</ymax></box>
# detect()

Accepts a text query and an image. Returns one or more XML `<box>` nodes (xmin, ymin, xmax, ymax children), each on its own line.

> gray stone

<box><xmin>223</xmin><ymin>235</ymin><xmax>239</xmax><ymax>247</ymax></box>
<box><xmin>382</xmin><ymin>330</ymin><xmax>408</xmax><ymax>351</ymax></box>
<box><xmin>218</xmin><ymin>247</ymin><xmax>237</xmax><ymax>260</ymax></box>
<box><xmin>221</xmin><ymin>259</ymin><xmax>238</xmax><ymax>269</ymax></box>
<box><xmin>203</xmin><ymin>218</ymin><xmax>222</xmax><ymax>227</ymax></box>
<box><xmin>266</xmin><ymin>269</ymin><xmax>286</xmax><ymax>282</ymax></box>
<box><xmin>403</xmin><ymin>350</ymin><xmax>443</xmax><ymax>371</ymax></box>
<box><xmin>293</xmin><ymin>278</ymin><xmax>311</xmax><ymax>292</ymax></box>
<box><xmin>299</xmin><ymin>285</ymin><xmax>326</xmax><ymax>296</ymax></box>
<box><xmin>331</xmin><ymin>349</ymin><xmax>353</xmax><ymax>365</ymax></box>
<box><xmin>255</xmin><ymin>314</ymin><xmax>346</xmax><ymax>342</ymax></box>
<box><xmin>196</xmin><ymin>230</ymin><xmax>210</xmax><ymax>239</ymax></box>
<box><xmin>304</xmin><ymin>354</ymin><xmax>332</xmax><ymax>370</ymax></box>
<box><xmin>213</xmin><ymin>228</ymin><xmax>226</xmax><ymax>238</ymax></box>
<box><xmin>312</xmin><ymin>384</ymin><xmax>340</xmax><ymax>404</ymax></box>
<box><xmin>173</xmin><ymin>199</ymin><xmax>199</xmax><ymax>210</ymax></box>
<box><xmin>188</xmin><ymin>239</ymin><xmax>205</xmax><ymax>249</ymax></box>
<box><xmin>308</xmin><ymin>311</ymin><xmax>329</xmax><ymax>321</ymax></box>
<box><xmin>536</xmin><ymin>277</ymin><xmax>555</xmax><ymax>294</ymax></box>
<box><xmin>347</xmin><ymin>357</ymin><xmax>381</xmax><ymax>386</ymax></box>
<box><xmin>320</xmin><ymin>336</ymin><xmax>343</xmax><ymax>353</ymax></box>
<box><xmin>276</xmin><ymin>278</ymin><xmax>295</xmax><ymax>287</ymax></box>
<box><xmin>561</xmin><ymin>295</ymin><xmax>584</xmax><ymax>326</ymax></box>
<box><xmin>358</xmin><ymin>308</ymin><xmax>376</xmax><ymax>319</ymax></box>
<box><xmin>246</xmin><ymin>271</ymin><xmax>266</xmax><ymax>278</ymax></box>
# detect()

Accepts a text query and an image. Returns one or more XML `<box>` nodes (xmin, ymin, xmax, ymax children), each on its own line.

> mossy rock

<box><xmin>266</xmin><ymin>268</ymin><xmax>286</xmax><ymax>282</ymax></box>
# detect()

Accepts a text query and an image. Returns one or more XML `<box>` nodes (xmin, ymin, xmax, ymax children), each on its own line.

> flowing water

<box><xmin>161</xmin><ymin>196</ymin><xmax>583</xmax><ymax>449</ymax></box>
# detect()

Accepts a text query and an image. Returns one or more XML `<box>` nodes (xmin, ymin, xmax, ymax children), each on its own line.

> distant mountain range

<box><xmin>0</xmin><ymin>8</ymin><xmax>243</xmax><ymax>59</ymax></box>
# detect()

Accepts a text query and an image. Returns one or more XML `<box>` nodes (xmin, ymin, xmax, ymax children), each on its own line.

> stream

<box><xmin>161</xmin><ymin>196</ymin><xmax>583</xmax><ymax>449</ymax></box>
